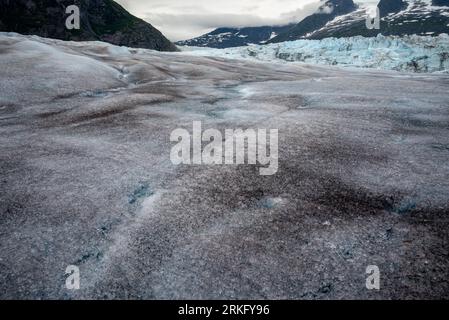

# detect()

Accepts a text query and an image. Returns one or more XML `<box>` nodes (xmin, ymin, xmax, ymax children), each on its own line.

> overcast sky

<box><xmin>115</xmin><ymin>0</ymin><xmax>380</xmax><ymax>41</ymax></box>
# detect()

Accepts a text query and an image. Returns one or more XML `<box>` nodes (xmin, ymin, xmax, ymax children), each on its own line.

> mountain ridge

<box><xmin>175</xmin><ymin>25</ymin><xmax>294</xmax><ymax>49</ymax></box>
<box><xmin>296</xmin><ymin>0</ymin><xmax>449</xmax><ymax>40</ymax></box>
<box><xmin>178</xmin><ymin>0</ymin><xmax>449</xmax><ymax>48</ymax></box>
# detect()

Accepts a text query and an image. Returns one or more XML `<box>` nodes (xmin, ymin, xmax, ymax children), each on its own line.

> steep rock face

<box><xmin>433</xmin><ymin>0</ymin><xmax>449</xmax><ymax>6</ymax></box>
<box><xmin>0</xmin><ymin>0</ymin><xmax>177</xmax><ymax>51</ymax></box>
<box><xmin>269</xmin><ymin>0</ymin><xmax>357</xmax><ymax>43</ymax></box>
<box><xmin>378</xmin><ymin>0</ymin><xmax>408</xmax><ymax>17</ymax></box>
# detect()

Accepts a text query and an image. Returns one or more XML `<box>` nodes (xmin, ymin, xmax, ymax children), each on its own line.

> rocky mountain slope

<box><xmin>175</xmin><ymin>25</ymin><xmax>294</xmax><ymax>49</ymax></box>
<box><xmin>433</xmin><ymin>0</ymin><xmax>449</xmax><ymax>6</ymax></box>
<box><xmin>0</xmin><ymin>0</ymin><xmax>177</xmax><ymax>51</ymax></box>
<box><xmin>270</xmin><ymin>0</ymin><xmax>449</xmax><ymax>42</ymax></box>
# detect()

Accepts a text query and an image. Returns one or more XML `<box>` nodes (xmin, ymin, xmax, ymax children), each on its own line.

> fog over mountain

<box><xmin>115</xmin><ymin>0</ymin><xmax>381</xmax><ymax>41</ymax></box>
<box><xmin>177</xmin><ymin>0</ymin><xmax>449</xmax><ymax>48</ymax></box>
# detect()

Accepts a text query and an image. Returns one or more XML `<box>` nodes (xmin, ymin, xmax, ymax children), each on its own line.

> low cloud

<box><xmin>143</xmin><ymin>11</ymin><xmax>316</xmax><ymax>41</ymax></box>
<box><xmin>115</xmin><ymin>0</ymin><xmax>375</xmax><ymax>41</ymax></box>
<box><xmin>116</xmin><ymin>0</ymin><xmax>322</xmax><ymax>41</ymax></box>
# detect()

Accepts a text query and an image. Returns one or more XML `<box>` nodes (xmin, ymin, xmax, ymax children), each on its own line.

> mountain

<box><xmin>176</xmin><ymin>0</ymin><xmax>357</xmax><ymax>48</ymax></box>
<box><xmin>0</xmin><ymin>0</ymin><xmax>177</xmax><ymax>51</ymax></box>
<box><xmin>270</xmin><ymin>0</ymin><xmax>449</xmax><ymax>41</ymax></box>
<box><xmin>176</xmin><ymin>25</ymin><xmax>293</xmax><ymax>49</ymax></box>
<box><xmin>178</xmin><ymin>0</ymin><xmax>449</xmax><ymax>49</ymax></box>
<box><xmin>269</xmin><ymin>0</ymin><xmax>358</xmax><ymax>43</ymax></box>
